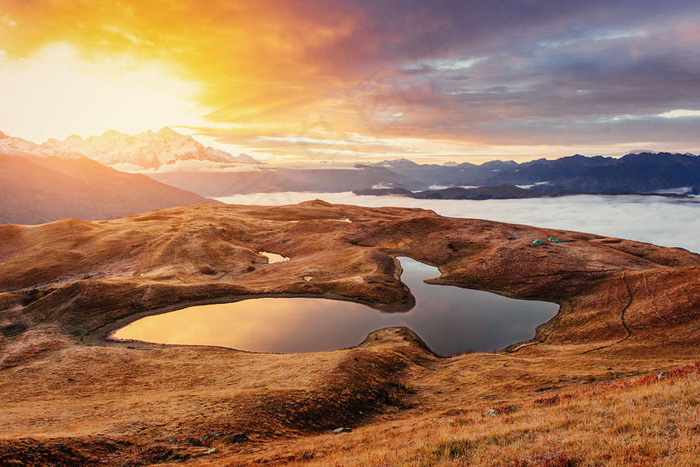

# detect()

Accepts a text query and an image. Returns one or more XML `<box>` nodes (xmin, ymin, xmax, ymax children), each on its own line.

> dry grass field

<box><xmin>0</xmin><ymin>202</ymin><xmax>698</xmax><ymax>465</ymax></box>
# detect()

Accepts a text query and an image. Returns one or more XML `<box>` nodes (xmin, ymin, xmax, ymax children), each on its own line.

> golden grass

<box><xmin>1</xmin><ymin>203</ymin><xmax>699</xmax><ymax>465</ymax></box>
<box><xmin>225</xmin><ymin>365</ymin><xmax>699</xmax><ymax>467</ymax></box>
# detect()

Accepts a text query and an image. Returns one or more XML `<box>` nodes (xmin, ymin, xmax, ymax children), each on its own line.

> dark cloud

<box><xmin>320</xmin><ymin>1</ymin><xmax>700</xmax><ymax>148</ymax></box>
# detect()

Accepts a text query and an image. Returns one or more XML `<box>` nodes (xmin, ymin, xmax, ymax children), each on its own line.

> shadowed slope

<box><xmin>0</xmin><ymin>153</ymin><xmax>218</xmax><ymax>224</ymax></box>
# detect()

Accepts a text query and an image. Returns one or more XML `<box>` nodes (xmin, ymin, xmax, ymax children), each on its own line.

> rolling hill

<box><xmin>0</xmin><ymin>151</ymin><xmax>218</xmax><ymax>225</ymax></box>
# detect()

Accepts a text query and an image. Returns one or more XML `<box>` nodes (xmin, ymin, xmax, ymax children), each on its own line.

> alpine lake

<box><xmin>113</xmin><ymin>257</ymin><xmax>559</xmax><ymax>356</ymax></box>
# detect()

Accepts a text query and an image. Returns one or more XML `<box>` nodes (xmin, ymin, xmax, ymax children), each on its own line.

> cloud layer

<box><xmin>2</xmin><ymin>1</ymin><xmax>700</xmax><ymax>160</ymax></box>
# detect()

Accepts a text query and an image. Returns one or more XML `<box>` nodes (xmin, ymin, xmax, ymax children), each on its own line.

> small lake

<box><xmin>113</xmin><ymin>257</ymin><xmax>559</xmax><ymax>356</ymax></box>
<box><xmin>259</xmin><ymin>251</ymin><xmax>289</xmax><ymax>264</ymax></box>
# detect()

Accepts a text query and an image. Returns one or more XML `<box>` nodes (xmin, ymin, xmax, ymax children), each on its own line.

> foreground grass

<box><xmin>235</xmin><ymin>364</ymin><xmax>699</xmax><ymax>466</ymax></box>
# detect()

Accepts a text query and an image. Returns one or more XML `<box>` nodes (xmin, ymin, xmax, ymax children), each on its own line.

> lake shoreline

<box><xmin>110</xmin><ymin>257</ymin><xmax>559</xmax><ymax>355</ymax></box>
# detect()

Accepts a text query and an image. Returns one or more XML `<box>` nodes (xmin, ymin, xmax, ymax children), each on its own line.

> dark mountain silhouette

<box><xmin>354</xmin><ymin>184</ymin><xmax>690</xmax><ymax>201</ymax></box>
<box><xmin>150</xmin><ymin>152</ymin><xmax>700</xmax><ymax>198</ymax></box>
<box><xmin>546</xmin><ymin>153</ymin><xmax>700</xmax><ymax>192</ymax></box>
<box><xmin>354</xmin><ymin>185</ymin><xmax>549</xmax><ymax>199</ymax></box>
<box><xmin>150</xmin><ymin>166</ymin><xmax>425</xmax><ymax>196</ymax></box>
<box><xmin>482</xmin><ymin>154</ymin><xmax>616</xmax><ymax>186</ymax></box>
<box><xmin>368</xmin><ymin>153</ymin><xmax>700</xmax><ymax>195</ymax></box>
<box><xmin>368</xmin><ymin>159</ymin><xmax>495</xmax><ymax>187</ymax></box>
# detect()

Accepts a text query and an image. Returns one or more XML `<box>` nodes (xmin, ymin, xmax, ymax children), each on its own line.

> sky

<box><xmin>1</xmin><ymin>0</ymin><xmax>700</xmax><ymax>163</ymax></box>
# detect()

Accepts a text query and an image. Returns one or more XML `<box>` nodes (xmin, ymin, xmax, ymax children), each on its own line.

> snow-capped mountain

<box><xmin>40</xmin><ymin>127</ymin><xmax>259</xmax><ymax>171</ymax></box>
<box><xmin>0</xmin><ymin>131</ymin><xmax>90</xmax><ymax>161</ymax></box>
<box><xmin>1</xmin><ymin>129</ymin><xmax>221</xmax><ymax>224</ymax></box>
<box><xmin>0</xmin><ymin>131</ymin><xmax>53</xmax><ymax>157</ymax></box>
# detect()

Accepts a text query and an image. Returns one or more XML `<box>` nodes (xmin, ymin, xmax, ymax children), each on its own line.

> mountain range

<box><xmin>0</xmin><ymin>131</ymin><xmax>218</xmax><ymax>224</ymax></box>
<box><xmin>366</xmin><ymin>153</ymin><xmax>700</xmax><ymax>194</ymax></box>
<box><xmin>2</xmin><ymin>125</ymin><xmax>699</xmax><ymax>225</ymax></box>
<box><xmin>1</xmin><ymin>127</ymin><xmax>259</xmax><ymax>172</ymax></box>
<box><xmin>353</xmin><ymin>184</ymin><xmax>690</xmax><ymax>201</ymax></box>
<box><xmin>151</xmin><ymin>152</ymin><xmax>700</xmax><ymax>197</ymax></box>
<box><xmin>149</xmin><ymin>165</ymin><xmax>425</xmax><ymax>196</ymax></box>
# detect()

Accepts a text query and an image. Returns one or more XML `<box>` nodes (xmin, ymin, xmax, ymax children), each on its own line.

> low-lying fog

<box><xmin>218</xmin><ymin>192</ymin><xmax>700</xmax><ymax>254</ymax></box>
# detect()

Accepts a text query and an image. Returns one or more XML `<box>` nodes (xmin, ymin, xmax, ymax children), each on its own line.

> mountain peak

<box><xmin>392</xmin><ymin>157</ymin><xmax>418</xmax><ymax>165</ymax></box>
<box><xmin>100</xmin><ymin>129</ymin><xmax>126</xmax><ymax>139</ymax></box>
<box><xmin>157</xmin><ymin>126</ymin><xmax>178</xmax><ymax>137</ymax></box>
<box><xmin>373</xmin><ymin>158</ymin><xmax>419</xmax><ymax>168</ymax></box>
<box><xmin>65</xmin><ymin>134</ymin><xmax>83</xmax><ymax>143</ymax></box>
<box><xmin>36</xmin><ymin>127</ymin><xmax>259</xmax><ymax>171</ymax></box>
<box><xmin>234</xmin><ymin>153</ymin><xmax>261</xmax><ymax>164</ymax></box>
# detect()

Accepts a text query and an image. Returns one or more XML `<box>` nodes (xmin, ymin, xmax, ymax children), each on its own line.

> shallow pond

<box><xmin>113</xmin><ymin>257</ymin><xmax>559</xmax><ymax>356</ymax></box>
<box><xmin>259</xmin><ymin>251</ymin><xmax>289</xmax><ymax>264</ymax></box>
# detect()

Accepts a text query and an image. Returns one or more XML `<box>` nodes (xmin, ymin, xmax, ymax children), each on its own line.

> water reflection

<box><xmin>113</xmin><ymin>257</ymin><xmax>558</xmax><ymax>355</ymax></box>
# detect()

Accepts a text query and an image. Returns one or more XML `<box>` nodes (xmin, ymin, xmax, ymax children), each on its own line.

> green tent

<box><xmin>532</xmin><ymin>238</ymin><xmax>542</xmax><ymax>245</ymax></box>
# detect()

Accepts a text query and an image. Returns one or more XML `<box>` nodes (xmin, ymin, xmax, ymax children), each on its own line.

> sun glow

<box><xmin>1</xmin><ymin>2</ymin><xmax>699</xmax><ymax>159</ymax></box>
<box><xmin>0</xmin><ymin>43</ymin><xmax>209</xmax><ymax>142</ymax></box>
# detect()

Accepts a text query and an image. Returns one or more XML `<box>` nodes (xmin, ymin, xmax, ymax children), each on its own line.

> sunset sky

<box><xmin>2</xmin><ymin>0</ymin><xmax>700</xmax><ymax>163</ymax></box>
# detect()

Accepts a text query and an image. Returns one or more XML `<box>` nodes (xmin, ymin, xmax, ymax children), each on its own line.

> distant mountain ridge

<box><xmin>40</xmin><ymin>127</ymin><xmax>260</xmax><ymax>171</ymax></box>
<box><xmin>151</xmin><ymin>165</ymin><xmax>425</xmax><ymax>196</ymax></box>
<box><xmin>145</xmin><ymin>152</ymin><xmax>700</xmax><ymax>198</ymax></box>
<box><xmin>354</xmin><ymin>184</ymin><xmax>692</xmax><ymax>201</ymax></box>
<box><xmin>549</xmin><ymin>153</ymin><xmax>700</xmax><ymax>192</ymax></box>
<box><xmin>0</xmin><ymin>130</ymin><xmax>219</xmax><ymax>225</ymax></box>
<box><xmin>0</xmin><ymin>131</ymin><xmax>76</xmax><ymax>158</ymax></box>
<box><xmin>4</xmin><ymin>128</ymin><xmax>699</xmax><ymax>197</ymax></box>
<box><xmin>365</xmin><ymin>152</ymin><xmax>700</xmax><ymax>195</ymax></box>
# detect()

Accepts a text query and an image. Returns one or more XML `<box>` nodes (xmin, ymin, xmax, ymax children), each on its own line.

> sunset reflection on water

<box><xmin>114</xmin><ymin>257</ymin><xmax>558</xmax><ymax>355</ymax></box>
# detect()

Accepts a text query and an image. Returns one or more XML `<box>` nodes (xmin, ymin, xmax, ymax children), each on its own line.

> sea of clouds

<box><xmin>218</xmin><ymin>192</ymin><xmax>700</xmax><ymax>254</ymax></box>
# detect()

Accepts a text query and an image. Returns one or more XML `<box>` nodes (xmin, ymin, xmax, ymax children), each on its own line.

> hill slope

<box><xmin>0</xmin><ymin>203</ymin><xmax>698</xmax><ymax>465</ymax></box>
<box><xmin>0</xmin><ymin>152</ymin><xmax>218</xmax><ymax>225</ymax></box>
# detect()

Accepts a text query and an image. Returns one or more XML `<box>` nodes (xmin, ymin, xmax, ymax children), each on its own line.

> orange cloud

<box><xmin>3</xmin><ymin>1</ymin><xmax>700</xmax><ymax>162</ymax></box>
